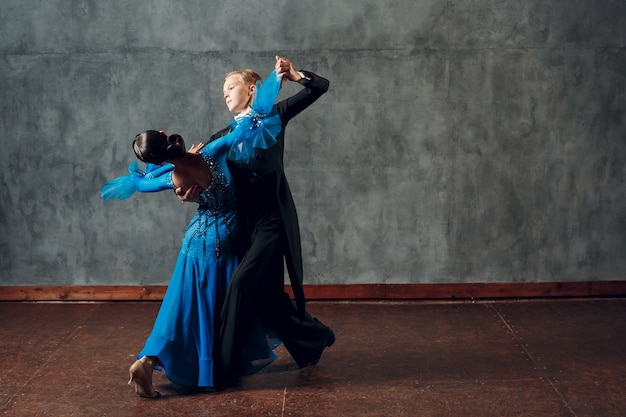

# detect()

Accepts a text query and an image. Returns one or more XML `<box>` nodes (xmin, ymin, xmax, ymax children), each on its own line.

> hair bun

<box><xmin>166</xmin><ymin>134</ymin><xmax>185</xmax><ymax>159</ymax></box>
<box><xmin>133</xmin><ymin>130</ymin><xmax>186</xmax><ymax>164</ymax></box>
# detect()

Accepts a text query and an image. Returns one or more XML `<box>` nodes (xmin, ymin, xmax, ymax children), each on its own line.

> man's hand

<box><xmin>175</xmin><ymin>184</ymin><xmax>202</xmax><ymax>203</ymax></box>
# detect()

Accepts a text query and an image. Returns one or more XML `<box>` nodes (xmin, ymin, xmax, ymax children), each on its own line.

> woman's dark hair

<box><xmin>132</xmin><ymin>130</ymin><xmax>185</xmax><ymax>164</ymax></box>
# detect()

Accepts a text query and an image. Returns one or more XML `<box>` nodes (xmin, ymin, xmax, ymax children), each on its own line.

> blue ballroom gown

<box><xmin>101</xmin><ymin>70</ymin><xmax>285</xmax><ymax>388</ymax></box>
<box><xmin>134</xmin><ymin>135</ymin><xmax>277</xmax><ymax>388</ymax></box>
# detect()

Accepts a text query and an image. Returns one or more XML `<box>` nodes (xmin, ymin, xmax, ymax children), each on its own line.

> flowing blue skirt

<box><xmin>135</xmin><ymin>146</ymin><xmax>280</xmax><ymax>388</ymax></box>
<box><xmin>138</xmin><ymin>238</ymin><xmax>278</xmax><ymax>388</ymax></box>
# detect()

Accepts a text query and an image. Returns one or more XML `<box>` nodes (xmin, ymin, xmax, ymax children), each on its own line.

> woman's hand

<box><xmin>188</xmin><ymin>142</ymin><xmax>205</xmax><ymax>154</ymax></box>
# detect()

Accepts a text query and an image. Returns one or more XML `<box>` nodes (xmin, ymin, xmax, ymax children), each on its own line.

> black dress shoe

<box><xmin>325</xmin><ymin>327</ymin><xmax>336</xmax><ymax>348</ymax></box>
<box><xmin>298</xmin><ymin>327</ymin><xmax>336</xmax><ymax>368</ymax></box>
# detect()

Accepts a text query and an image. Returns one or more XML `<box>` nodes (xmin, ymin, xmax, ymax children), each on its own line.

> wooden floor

<box><xmin>1</xmin><ymin>298</ymin><xmax>625</xmax><ymax>416</ymax></box>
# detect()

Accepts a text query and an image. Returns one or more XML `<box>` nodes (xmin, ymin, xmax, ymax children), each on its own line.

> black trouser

<box><xmin>214</xmin><ymin>210</ymin><xmax>330</xmax><ymax>388</ymax></box>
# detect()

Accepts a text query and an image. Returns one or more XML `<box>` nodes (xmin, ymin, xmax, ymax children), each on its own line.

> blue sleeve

<box><xmin>135</xmin><ymin>169</ymin><xmax>174</xmax><ymax>193</ymax></box>
<box><xmin>101</xmin><ymin>162</ymin><xmax>174</xmax><ymax>201</ymax></box>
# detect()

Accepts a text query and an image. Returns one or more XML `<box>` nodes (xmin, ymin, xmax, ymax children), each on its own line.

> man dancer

<box><xmin>180</xmin><ymin>56</ymin><xmax>334</xmax><ymax>388</ymax></box>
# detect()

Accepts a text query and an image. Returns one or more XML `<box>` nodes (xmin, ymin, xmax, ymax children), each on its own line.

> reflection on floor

<box><xmin>1</xmin><ymin>299</ymin><xmax>625</xmax><ymax>416</ymax></box>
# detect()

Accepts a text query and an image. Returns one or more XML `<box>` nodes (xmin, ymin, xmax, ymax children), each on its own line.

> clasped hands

<box><xmin>274</xmin><ymin>55</ymin><xmax>303</xmax><ymax>83</ymax></box>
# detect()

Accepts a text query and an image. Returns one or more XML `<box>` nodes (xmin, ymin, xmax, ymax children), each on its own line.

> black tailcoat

<box><xmin>210</xmin><ymin>70</ymin><xmax>329</xmax><ymax>312</ymax></box>
<box><xmin>210</xmin><ymin>71</ymin><xmax>331</xmax><ymax>386</ymax></box>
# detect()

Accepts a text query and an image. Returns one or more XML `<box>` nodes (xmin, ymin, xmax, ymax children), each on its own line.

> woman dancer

<box><xmin>101</xmin><ymin>69</ymin><xmax>284</xmax><ymax>396</ymax></box>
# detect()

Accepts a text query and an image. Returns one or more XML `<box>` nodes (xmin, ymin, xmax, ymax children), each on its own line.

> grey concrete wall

<box><xmin>1</xmin><ymin>0</ymin><xmax>624</xmax><ymax>286</ymax></box>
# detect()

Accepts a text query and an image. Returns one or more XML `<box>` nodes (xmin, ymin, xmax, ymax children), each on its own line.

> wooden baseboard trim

<box><xmin>0</xmin><ymin>285</ymin><xmax>167</xmax><ymax>301</ymax></box>
<box><xmin>1</xmin><ymin>281</ymin><xmax>624</xmax><ymax>302</ymax></box>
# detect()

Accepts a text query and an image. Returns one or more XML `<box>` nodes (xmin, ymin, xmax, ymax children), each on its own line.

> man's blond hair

<box><xmin>225</xmin><ymin>69</ymin><xmax>262</xmax><ymax>86</ymax></box>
